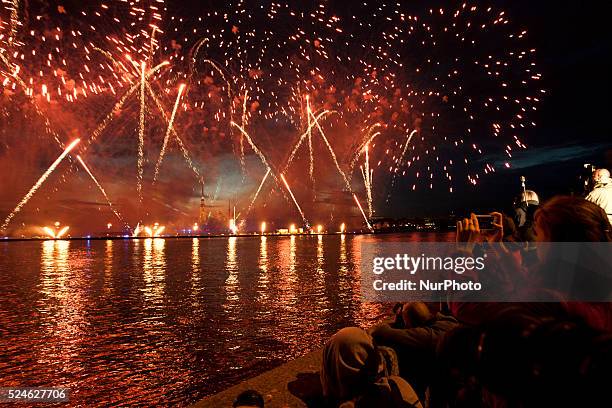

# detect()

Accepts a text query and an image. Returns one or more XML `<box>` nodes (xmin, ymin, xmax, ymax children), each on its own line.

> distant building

<box><xmin>198</xmin><ymin>180</ymin><xmax>207</xmax><ymax>226</ymax></box>
<box><xmin>370</xmin><ymin>217</ymin><xmax>453</xmax><ymax>232</ymax></box>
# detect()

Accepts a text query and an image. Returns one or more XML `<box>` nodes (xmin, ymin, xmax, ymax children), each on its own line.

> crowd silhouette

<box><xmin>235</xmin><ymin>169</ymin><xmax>612</xmax><ymax>408</ymax></box>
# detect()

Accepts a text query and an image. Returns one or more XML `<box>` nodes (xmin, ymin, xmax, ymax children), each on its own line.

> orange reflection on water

<box><xmin>40</xmin><ymin>240</ymin><xmax>70</xmax><ymax>298</ymax></box>
<box><xmin>315</xmin><ymin>234</ymin><xmax>329</xmax><ymax>309</ymax></box>
<box><xmin>143</xmin><ymin>238</ymin><xmax>166</xmax><ymax>306</ymax></box>
<box><xmin>339</xmin><ymin>234</ymin><xmax>347</xmax><ymax>269</ymax></box>
<box><xmin>192</xmin><ymin>238</ymin><xmax>200</xmax><ymax>271</ymax></box>
<box><xmin>104</xmin><ymin>240</ymin><xmax>113</xmax><ymax>294</ymax></box>
<box><xmin>224</xmin><ymin>237</ymin><xmax>239</xmax><ymax>312</ymax></box>
<box><xmin>337</xmin><ymin>234</ymin><xmax>351</xmax><ymax>295</ymax></box>
<box><xmin>190</xmin><ymin>238</ymin><xmax>201</xmax><ymax>308</ymax></box>
<box><xmin>191</xmin><ymin>238</ymin><xmax>200</xmax><ymax>274</ymax></box>
<box><xmin>38</xmin><ymin>239</ymin><xmax>88</xmax><ymax>374</ymax></box>
<box><xmin>275</xmin><ymin>236</ymin><xmax>298</xmax><ymax>311</ymax></box>
<box><xmin>289</xmin><ymin>235</ymin><xmax>296</xmax><ymax>274</ymax></box>
<box><xmin>257</xmin><ymin>236</ymin><xmax>269</xmax><ymax>303</ymax></box>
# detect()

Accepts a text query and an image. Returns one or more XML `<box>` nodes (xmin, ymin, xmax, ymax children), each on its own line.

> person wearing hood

<box><xmin>586</xmin><ymin>168</ymin><xmax>612</xmax><ymax>224</ymax></box>
<box><xmin>320</xmin><ymin>327</ymin><xmax>423</xmax><ymax>408</ymax></box>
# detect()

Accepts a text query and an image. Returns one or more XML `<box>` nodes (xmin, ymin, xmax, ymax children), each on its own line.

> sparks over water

<box><xmin>0</xmin><ymin>0</ymin><xmax>545</xmax><ymax>231</ymax></box>
<box><xmin>137</xmin><ymin>61</ymin><xmax>147</xmax><ymax>217</ymax></box>
<box><xmin>353</xmin><ymin>193</ymin><xmax>373</xmax><ymax>232</ymax></box>
<box><xmin>281</xmin><ymin>173</ymin><xmax>308</xmax><ymax>227</ymax></box>
<box><xmin>361</xmin><ymin>144</ymin><xmax>374</xmax><ymax>218</ymax></box>
<box><xmin>76</xmin><ymin>155</ymin><xmax>125</xmax><ymax>226</ymax></box>
<box><xmin>2</xmin><ymin>139</ymin><xmax>80</xmax><ymax>231</ymax></box>
<box><xmin>153</xmin><ymin>83</ymin><xmax>186</xmax><ymax>182</ymax></box>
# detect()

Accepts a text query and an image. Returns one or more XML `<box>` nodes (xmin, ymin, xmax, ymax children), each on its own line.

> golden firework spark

<box><xmin>76</xmin><ymin>155</ymin><xmax>125</xmax><ymax>226</ymax></box>
<box><xmin>153</xmin><ymin>83</ymin><xmax>187</xmax><ymax>182</ymax></box>
<box><xmin>353</xmin><ymin>193</ymin><xmax>373</xmax><ymax>232</ymax></box>
<box><xmin>281</xmin><ymin>174</ymin><xmax>308</xmax><ymax>227</ymax></box>
<box><xmin>2</xmin><ymin>139</ymin><xmax>80</xmax><ymax>230</ymax></box>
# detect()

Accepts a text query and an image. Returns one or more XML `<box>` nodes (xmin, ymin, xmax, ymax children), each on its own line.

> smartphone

<box><xmin>476</xmin><ymin>214</ymin><xmax>494</xmax><ymax>230</ymax></box>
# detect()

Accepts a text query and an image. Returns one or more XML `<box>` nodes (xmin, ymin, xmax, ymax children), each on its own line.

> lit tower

<box><xmin>227</xmin><ymin>199</ymin><xmax>238</xmax><ymax>234</ymax></box>
<box><xmin>198</xmin><ymin>179</ymin><xmax>206</xmax><ymax>226</ymax></box>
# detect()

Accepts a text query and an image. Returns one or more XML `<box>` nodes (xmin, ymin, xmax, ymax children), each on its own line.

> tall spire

<box><xmin>198</xmin><ymin>178</ymin><xmax>206</xmax><ymax>226</ymax></box>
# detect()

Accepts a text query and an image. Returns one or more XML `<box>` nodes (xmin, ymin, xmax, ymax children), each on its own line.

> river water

<box><xmin>0</xmin><ymin>233</ymin><xmax>448</xmax><ymax>406</ymax></box>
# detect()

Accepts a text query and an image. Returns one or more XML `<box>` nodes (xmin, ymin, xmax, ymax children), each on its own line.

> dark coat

<box><xmin>370</xmin><ymin>314</ymin><xmax>459</xmax><ymax>398</ymax></box>
<box><xmin>514</xmin><ymin>200</ymin><xmax>539</xmax><ymax>242</ymax></box>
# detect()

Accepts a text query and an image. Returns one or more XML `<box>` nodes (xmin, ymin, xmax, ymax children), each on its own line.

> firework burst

<box><xmin>0</xmin><ymin>1</ymin><xmax>544</xmax><ymax>231</ymax></box>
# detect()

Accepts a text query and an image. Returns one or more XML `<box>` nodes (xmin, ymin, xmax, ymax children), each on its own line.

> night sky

<box><xmin>391</xmin><ymin>0</ymin><xmax>611</xmax><ymax>217</ymax></box>
<box><xmin>1</xmin><ymin>1</ymin><xmax>611</xmax><ymax>234</ymax></box>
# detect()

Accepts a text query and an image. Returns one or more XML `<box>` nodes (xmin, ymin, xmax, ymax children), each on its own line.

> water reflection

<box><xmin>315</xmin><ymin>235</ymin><xmax>329</xmax><ymax>309</ymax></box>
<box><xmin>192</xmin><ymin>238</ymin><xmax>200</xmax><ymax>272</ymax></box>
<box><xmin>289</xmin><ymin>235</ymin><xmax>296</xmax><ymax>274</ymax></box>
<box><xmin>257</xmin><ymin>236</ymin><xmax>269</xmax><ymax>303</ymax></box>
<box><xmin>40</xmin><ymin>240</ymin><xmax>70</xmax><ymax>298</ymax></box>
<box><xmin>276</xmin><ymin>236</ymin><xmax>298</xmax><ymax>311</ymax></box>
<box><xmin>191</xmin><ymin>238</ymin><xmax>201</xmax><ymax>307</ymax></box>
<box><xmin>338</xmin><ymin>234</ymin><xmax>351</xmax><ymax>295</ymax></box>
<box><xmin>224</xmin><ymin>237</ymin><xmax>239</xmax><ymax>312</ymax></box>
<box><xmin>38</xmin><ymin>239</ymin><xmax>88</xmax><ymax>375</ymax></box>
<box><xmin>1</xmin><ymin>234</ymin><xmax>435</xmax><ymax>406</ymax></box>
<box><xmin>104</xmin><ymin>240</ymin><xmax>113</xmax><ymax>294</ymax></box>
<box><xmin>339</xmin><ymin>234</ymin><xmax>347</xmax><ymax>270</ymax></box>
<box><xmin>142</xmin><ymin>238</ymin><xmax>166</xmax><ymax>308</ymax></box>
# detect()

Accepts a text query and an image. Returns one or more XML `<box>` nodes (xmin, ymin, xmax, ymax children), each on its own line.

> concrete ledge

<box><xmin>191</xmin><ymin>350</ymin><xmax>325</xmax><ymax>408</ymax></box>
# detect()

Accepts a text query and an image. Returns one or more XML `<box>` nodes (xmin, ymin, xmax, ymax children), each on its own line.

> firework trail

<box><xmin>306</xmin><ymin>96</ymin><xmax>315</xmax><ymax>187</ymax></box>
<box><xmin>8</xmin><ymin>0</ymin><xmax>19</xmax><ymax>45</ymax></box>
<box><xmin>43</xmin><ymin>226</ymin><xmax>70</xmax><ymax>239</ymax></box>
<box><xmin>243</xmin><ymin>169</ymin><xmax>271</xmax><ymax>220</ymax></box>
<box><xmin>308</xmin><ymin>108</ymin><xmax>351</xmax><ymax>190</ymax></box>
<box><xmin>142</xmin><ymin>225</ymin><xmax>166</xmax><ymax>237</ymax></box>
<box><xmin>282</xmin><ymin>111</ymin><xmax>333</xmax><ymax>173</ymax></box>
<box><xmin>148</xmin><ymin>27</ymin><xmax>159</xmax><ymax>63</ymax></box>
<box><xmin>361</xmin><ymin>144</ymin><xmax>374</xmax><ymax>218</ymax></box>
<box><xmin>2</xmin><ymin>139</ymin><xmax>80</xmax><ymax>230</ymax></box>
<box><xmin>136</xmin><ymin>61</ymin><xmax>147</xmax><ymax>216</ymax></box>
<box><xmin>147</xmin><ymin>84</ymin><xmax>201</xmax><ymax>178</ymax></box>
<box><xmin>231</xmin><ymin>122</ymin><xmax>298</xmax><ymax>214</ymax></box>
<box><xmin>0</xmin><ymin>53</ymin><xmax>64</xmax><ymax>147</ymax></box>
<box><xmin>281</xmin><ymin>174</ymin><xmax>308</xmax><ymax>228</ymax></box>
<box><xmin>188</xmin><ymin>38</ymin><xmax>208</xmax><ymax>74</ymax></box>
<box><xmin>230</xmin><ymin>122</ymin><xmax>277</xmax><ymax>181</ymax></box>
<box><xmin>83</xmin><ymin>88</ymin><xmax>136</xmax><ymax>150</ymax></box>
<box><xmin>353</xmin><ymin>193</ymin><xmax>373</xmax><ymax>232</ymax></box>
<box><xmin>240</xmin><ymin>89</ymin><xmax>249</xmax><ymax>179</ymax></box>
<box><xmin>349</xmin><ymin>124</ymin><xmax>383</xmax><ymax>175</ymax></box>
<box><xmin>390</xmin><ymin>129</ymin><xmax>418</xmax><ymax>188</ymax></box>
<box><xmin>398</xmin><ymin>130</ymin><xmax>419</xmax><ymax>167</ymax></box>
<box><xmin>206</xmin><ymin>178</ymin><xmax>223</xmax><ymax>224</ymax></box>
<box><xmin>76</xmin><ymin>155</ymin><xmax>126</xmax><ymax>227</ymax></box>
<box><xmin>42</xmin><ymin>227</ymin><xmax>55</xmax><ymax>238</ymax></box>
<box><xmin>199</xmin><ymin>59</ymin><xmax>234</xmax><ymax>106</ymax></box>
<box><xmin>0</xmin><ymin>0</ymin><xmax>545</xmax><ymax>231</ymax></box>
<box><xmin>82</xmin><ymin>61</ymin><xmax>170</xmax><ymax>152</ymax></box>
<box><xmin>195</xmin><ymin>56</ymin><xmax>235</xmax><ymax>132</ymax></box>
<box><xmin>3</xmin><ymin>47</ymin><xmax>153</xmax><ymax>231</ymax></box>
<box><xmin>153</xmin><ymin>83</ymin><xmax>186</xmax><ymax>182</ymax></box>
<box><xmin>56</xmin><ymin>226</ymin><xmax>70</xmax><ymax>239</ymax></box>
<box><xmin>1</xmin><ymin>50</ymin><xmax>131</xmax><ymax>222</ymax></box>
<box><xmin>255</xmin><ymin>109</ymin><xmax>335</xmax><ymax>210</ymax></box>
